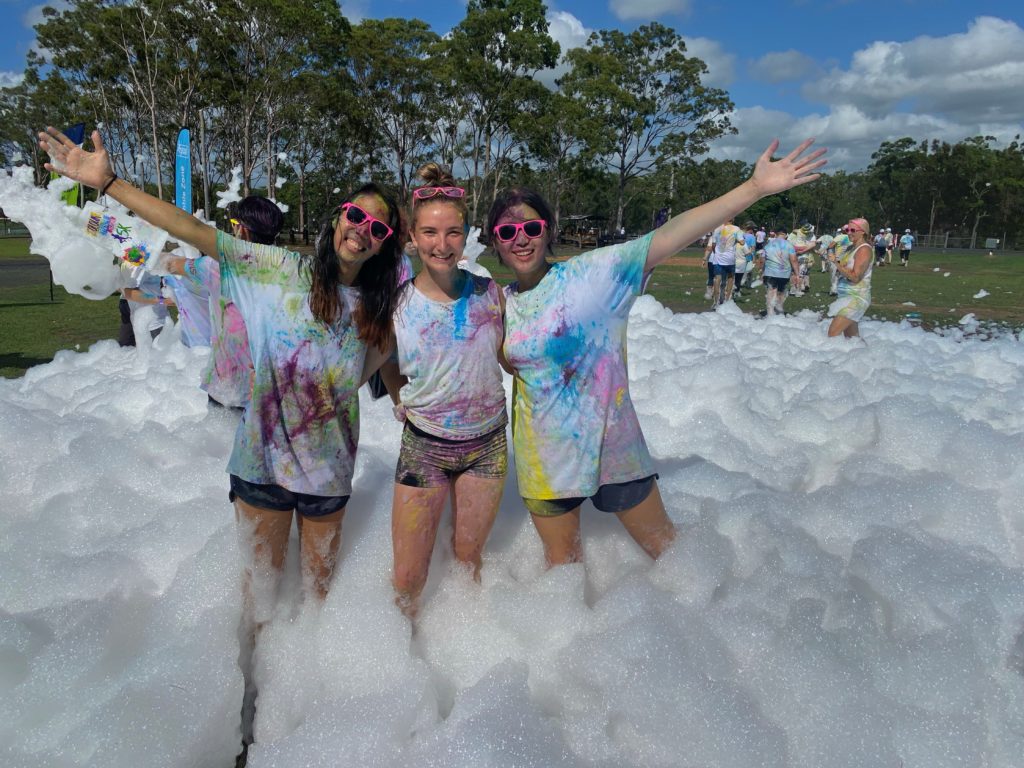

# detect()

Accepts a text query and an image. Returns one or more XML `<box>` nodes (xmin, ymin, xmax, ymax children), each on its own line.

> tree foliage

<box><xmin>0</xmin><ymin>3</ymin><xmax>1020</xmax><ymax>247</ymax></box>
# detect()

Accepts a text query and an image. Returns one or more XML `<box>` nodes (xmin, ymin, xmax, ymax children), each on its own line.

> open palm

<box><xmin>38</xmin><ymin>127</ymin><xmax>115</xmax><ymax>190</ymax></box>
<box><xmin>752</xmin><ymin>139</ymin><xmax>828</xmax><ymax>197</ymax></box>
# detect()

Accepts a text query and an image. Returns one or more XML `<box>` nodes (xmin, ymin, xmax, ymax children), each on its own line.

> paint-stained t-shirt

<box><xmin>763</xmin><ymin>236</ymin><xmax>796</xmax><ymax>279</ymax></box>
<box><xmin>394</xmin><ymin>271</ymin><xmax>506</xmax><ymax>439</ymax></box>
<box><xmin>217</xmin><ymin>230</ymin><xmax>365</xmax><ymax>496</ymax></box>
<box><xmin>503</xmin><ymin>234</ymin><xmax>655</xmax><ymax>499</ymax></box>
<box><xmin>187</xmin><ymin>255</ymin><xmax>253</xmax><ymax>407</ymax></box>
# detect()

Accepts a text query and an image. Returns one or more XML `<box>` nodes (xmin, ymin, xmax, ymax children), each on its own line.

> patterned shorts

<box><xmin>395</xmin><ymin>421</ymin><xmax>508</xmax><ymax>488</ymax></box>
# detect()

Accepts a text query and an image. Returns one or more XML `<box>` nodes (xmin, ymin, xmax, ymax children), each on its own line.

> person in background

<box><xmin>827</xmin><ymin>217</ymin><xmax>873</xmax><ymax>338</ymax></box>
<box><xmin>899</xmin><ymin>228</ymin><xmax>915</xmax><ymax>266</ymax></box>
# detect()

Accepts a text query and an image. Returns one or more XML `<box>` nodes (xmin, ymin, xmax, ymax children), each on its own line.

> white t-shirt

<box><xmin>393</xmin><ymin>271</ymin><xmax>506</xmax><ymax>439</ymax></box>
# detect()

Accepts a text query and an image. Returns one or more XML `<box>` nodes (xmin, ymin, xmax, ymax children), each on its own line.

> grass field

<box><xmin>1</xmin><ymin>235</ymin><xmax>1021</xmax><ymax>379</ymax></box>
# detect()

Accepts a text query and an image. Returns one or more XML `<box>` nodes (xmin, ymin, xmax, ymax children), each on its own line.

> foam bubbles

<box><xmin>1</xmin><ymin>297</ymin><xmax>1023</xmax><ymax>767</ymax></box>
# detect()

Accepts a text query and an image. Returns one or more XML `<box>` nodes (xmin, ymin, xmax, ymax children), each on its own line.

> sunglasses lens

<box><xmin>523</xmin><ymin>220</ymin><xmax>544</xmax><ymax>238</ymax></box>
<box><xmin>344</xmin><ymin>205</ymin><xmax>367</xmax><ymax>225</ymax></box>
<box><xmin>370</xmin><ymin>221</ymin><xmax>390</xmax><ymax>240</ymax></box>
<box><xmin>496</xmin><ymin>224</ymin><xmax>516</xmax><ymax>242</ymax></box>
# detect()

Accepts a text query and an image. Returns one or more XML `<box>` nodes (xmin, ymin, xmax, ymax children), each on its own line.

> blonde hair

<box><xmin>411</xmin><ymin>162</ymin><xmax>468</xmax><ymax>227</ymax></box>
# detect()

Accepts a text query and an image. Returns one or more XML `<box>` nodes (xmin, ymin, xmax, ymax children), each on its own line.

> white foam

<box><xmin>1</xmin><ymin>296</ymin><xmax>1023</xmax><ymax>767</ymax></box>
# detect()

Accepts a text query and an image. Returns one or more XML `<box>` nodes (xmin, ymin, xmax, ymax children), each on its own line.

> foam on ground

<box><xmin>1</xmin><ymin>298</ymin><xmax>1023</xmax><ymax>767</ymax></box>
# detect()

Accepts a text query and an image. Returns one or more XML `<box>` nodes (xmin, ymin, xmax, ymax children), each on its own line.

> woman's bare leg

<box><xmin>530</xmin><ymin>507</ymin><xmax>583</xmax><ymax>567</ymax></box>
<box><xmin>391</xmin><ymin>483</ymin><xmax>448</xmax><ymax>618</ymax></box>
<box><xmin>449</xmin><ymin>473</ymin><xmax>504</xmax><ymax>579</ymax></box>
<box><xmin>615</xmin><ymin>482</ymin><xmax>676</xmax><ymax>559</ymax></box>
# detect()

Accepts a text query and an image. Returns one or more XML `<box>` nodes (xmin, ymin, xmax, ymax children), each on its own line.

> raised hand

<box><xmin>750</xmin><ymin>138</ymin><xmax>828</xmax><ymax>197</ymax></box>
<box><xmin>38</xmin><ymin>127</ymin><xmax>115</xmax><ymax>190</ymax></box>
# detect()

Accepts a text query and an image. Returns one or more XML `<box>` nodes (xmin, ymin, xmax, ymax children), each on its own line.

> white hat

<box><xmin>886</xmin><ymin>228</ymin><xmax>892</xmax><ymax>232</ymax></box>
<box><xmin>905</xmin><ymin>228</ymin><xmax>911</xmax><ymax>233</ymax></box>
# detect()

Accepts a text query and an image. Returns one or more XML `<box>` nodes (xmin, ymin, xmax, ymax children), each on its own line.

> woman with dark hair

<box><xmin>388</xmin><ymin>162</ymin><xmax>507</xmax><ymax>618</ymax></box>
<box><xmin>165</xmin><ymin>196</ymin><xmax>285</xmax><ymax>408</ymax></box>
<box><xmin>487</xmin><ymin>139</ymin><xmax>826</xmax><ymax>567</ymax></box>
<box><xmin>39</xmin><ymin>125</ymin><xmax>403</xmax><ymax>604</ymax></box>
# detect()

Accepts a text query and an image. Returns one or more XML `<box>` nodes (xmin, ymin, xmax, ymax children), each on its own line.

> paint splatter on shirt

<box><xmin>217</xmin><ymin>231</ymin><xmax>365</xmax><ymax>496</ymax></box>
<box><xmin>187</xmin><ymin>255</ymin><xmax>253</xmax><ymax>407</ymax></box>
<box><xmin>393</xmin><ymin>270</ymin><xmax>506</xmax><ymax>439</ymax></box>
<box><xmin>503</xmin><ymin>234</ymin><xmax>655</xmax><ymax>499</ymax></box>
<box><xmin>763</xmin><ymin>236</ymin><xmax>797</xmax><ymax>279</ymax></box>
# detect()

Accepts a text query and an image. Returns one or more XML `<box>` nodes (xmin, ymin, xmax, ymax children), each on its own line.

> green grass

<box><xmin>478</xmin><ymin>246</ymin><xmax>1024</xmax><ymax>329</ymax></box>
<box><xmin>2</xmin><ymin>237</ymin><xmax>1021</xmax><ymax>378</ymax></box>
<box><xmin>0</xmin><ymin>282</ymin><xmax>122</xmax><ymax>377</ymax></box>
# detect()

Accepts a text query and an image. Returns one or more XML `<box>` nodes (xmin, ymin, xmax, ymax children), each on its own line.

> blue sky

<box><xmin>2</xmin><ymin>0</ymin><xmax>1022</xmax><ymax>170</ymax></box>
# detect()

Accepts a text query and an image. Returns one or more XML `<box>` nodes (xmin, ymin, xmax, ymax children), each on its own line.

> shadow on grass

<box><xmin>0</xmin><ymin>352</ymin><xmax>54</xmax><ymax>376</ymax></box>
<box><xmin>0</xmin><ymin>301</ymin><xmax>63</xmax><ymax>309</ymax></box>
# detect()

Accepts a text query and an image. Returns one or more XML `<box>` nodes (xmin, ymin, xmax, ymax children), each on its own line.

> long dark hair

<box><xmin>308</xmin><ymin>183</ymin><xmax>403</xmax><ymax>352</ymax></box>
<box><xmin>484</xmin><ymin>186</ymin><xmax>558</xmax><ymax>256</ymax></box>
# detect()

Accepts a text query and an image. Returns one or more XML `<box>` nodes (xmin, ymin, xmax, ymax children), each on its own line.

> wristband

<box><xmin>99</xmin><ymin>173</ymin><xmax>118</xmax><ymax>197</ymax></box>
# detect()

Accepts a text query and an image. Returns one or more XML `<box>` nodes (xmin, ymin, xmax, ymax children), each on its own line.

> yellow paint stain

<box><xmin>615</xmin><ymin>387</ymin><xmax>626</xmax><ymax>408</ymax></box>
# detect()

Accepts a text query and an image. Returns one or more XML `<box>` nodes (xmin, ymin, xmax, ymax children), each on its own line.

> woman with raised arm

<box><xmin>388</xmin><ymin>163</ymin><xmax>508</xmax><ymax>618</ymax></box>
<box><xmin>487</xmin><ymin>139</ymin><xmax>826</xmax><ymax>567</ymax></box>
<box><xmin>40</xmin><ymin>125</ymin><xmax>404</xmax><ymax>601</ymax></box>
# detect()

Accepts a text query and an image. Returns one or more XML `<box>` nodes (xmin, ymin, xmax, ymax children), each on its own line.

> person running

<box><xmin>827</xmin><ymin>217</ymin><xmax>873</xmax><ymax>338</ymax></box>
<box><xmin>899</xmin><ymin>228</ymin><xmax>915</xmax><ymax>266</ymax></box>
<box><xmin>884</xmin><ymin>227</ymin><xmax>894</xmax><ymax>264</ymax></box>
<box><xmin>704</xmin><ymin>217</ymin><xmax>742</xmax><ymax>307</ymax></box>
<box><xmin>389</xmin><ymin>163</ymin><xmax>508</xmax><ymax>618</ymax></box>
<box><xmin>488</xmin><ymin>139</ymin><xmax>826</xmax><ymax>566</ymax></box>
<box><xmin>759</xmin><ymin>228</ymin><xmax>799</xmax><ymax>316</ymax></box>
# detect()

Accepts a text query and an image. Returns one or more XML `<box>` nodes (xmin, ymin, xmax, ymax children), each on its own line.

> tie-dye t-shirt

<box><xmin>503</xmin><ymin>234</ymin><xmax>655</xmax><ymax>500</ymax></box>
<box><xmin>394</xmin><ymin>271</ymin><xmax>506</xmax><ymax>439</ymax></box>
<box><xmin>709</xmin><ymin>224</ymin><xmax>742</xmax><ymax>265</ymax></box>
<box><xmin>763</xmin><ymin>236</ymin><xmax>796</xmax><ymax>278</ymax></box>
<box><xmin>187</xmin><ymin>255</ymin><xmax>253</xmax><ymax>408</ymax></box>
<box><xmin>164</xmin><ymin>273</ymin><xmax>210</xmax><ymax>348</ymax></box>
<box><xmin>837</xmin><ymin>242</ymin><xmax>873</xmax><ymax>298</ymax></box>
<box><xmin>217</xmin><ymin>230</ymin><xmax>366</xmax><ymax>496</ymax></box>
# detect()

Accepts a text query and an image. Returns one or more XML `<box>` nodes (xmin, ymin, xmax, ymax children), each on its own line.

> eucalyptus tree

<box><xmin>347</xmin><ymin>18</ymin><xmax>441</xmax><ymax>198</ymax></box>
<box><xmin>559</xmin><ymin>22</ymin><xmax>734</xmax><ymax>231</ymax></box>
<box><xmin>441</xmin><ymin>0</ymin><xmax>559</xmax><ymax>221</ymax></box>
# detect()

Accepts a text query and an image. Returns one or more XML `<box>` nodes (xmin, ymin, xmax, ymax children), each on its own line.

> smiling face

<box><xmin>332</xmin><ymin>193</ymin><xmax>391</xmax><ymax>269</ymax></box>
<box><xmin>412</xmin><ymin>200</ymin><xmax>466</xmax><ymax>280</ymax></box>
<box><xmin>491</xmin><ymin>203</ymin><xmax>551</xmax><ymax>281</ymax></box>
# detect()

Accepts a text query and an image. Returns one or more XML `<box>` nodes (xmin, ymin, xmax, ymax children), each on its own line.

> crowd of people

<box><xmin>40</xmin><ymin>125</ymin><xmax>825</xmax><ymax>761</ymax></box>
<box><xmin>701</xmin><ymin>219</ymin><xmax>918</xmax><ymax>337</ymax></box>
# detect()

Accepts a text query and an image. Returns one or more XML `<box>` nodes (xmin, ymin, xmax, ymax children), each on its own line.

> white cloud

<box><xmin>749</xmin><ymin>50</ymin><xmax>820</xmax><ymax>84</ymax></box>
<box><xmin>682</xmin><ymin>36</ymin><xmax>735</xmax><ymax>89</ymax></box>
<box><xmin>803</xmin><ymin>16</ymin><xmax>1024</xmax><ymax>123</ymax></box>
<box><xmin>338</xmin><ymin>0</ymin><xmax>367</xmax><ymax>25</ymax></box>
<box><xmin>536</xmin><ymin>10</ymin><xmax>593</xmax><ymax>89</ymax></box>
<box><xmin>0</xmin><ymin>70</ymin><xmax>24</xmax><ymax>88</ymax></box>
<box><xmin>609</xmin><ymin>0</ymin><xmax>691</xmax><ymax>22</ymax></box>
<box><xmin>23</xmin><ymin>1</ymin><xmax>70</xmax><ymax>28</ymax></box>
<box><xmin>705</xmin><ymin>102</ymin><xmax>1019</xmax><ymax>173</ymax></box>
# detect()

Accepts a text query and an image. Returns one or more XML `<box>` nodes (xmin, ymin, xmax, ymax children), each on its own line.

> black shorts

<box><xmin>523</xmin><ymin>474</ymin><xmax>658</xmax><ymax>517</ymax></box>
<box><xmin>765</xmin><ymin>276</ymin><xmax>790</xmax><ymax>291</ymax></box>
<box><xmin>228</xmin><ymin>475</ymin><xmax>349</xmax><ymax>518</ymax></box>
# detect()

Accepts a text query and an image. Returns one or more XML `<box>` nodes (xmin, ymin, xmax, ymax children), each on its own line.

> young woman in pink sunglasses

<box><xmin>39</xmin><ymin>121</ymin><xmax>406</xmax><ymax>649</ymax></box>
<box><xmin>386</xmin><ymin>162</ymin><xmax>509</xmax><ymax>618</ymax></box>
<box><xmin>487</xmin><ymin>139</ymin><xmax>827</xmax><ymax>567</ymax></box>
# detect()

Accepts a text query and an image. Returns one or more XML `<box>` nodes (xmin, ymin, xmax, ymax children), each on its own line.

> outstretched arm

<box><xmin>647</xmin><ymin>139</ymin><xmax>826</xmax><ymax>270</ymax></box>
<box><xmin>39</xmin><ymin>127</ymin><xmax>219</xmax><ymax>258</ymax></box>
